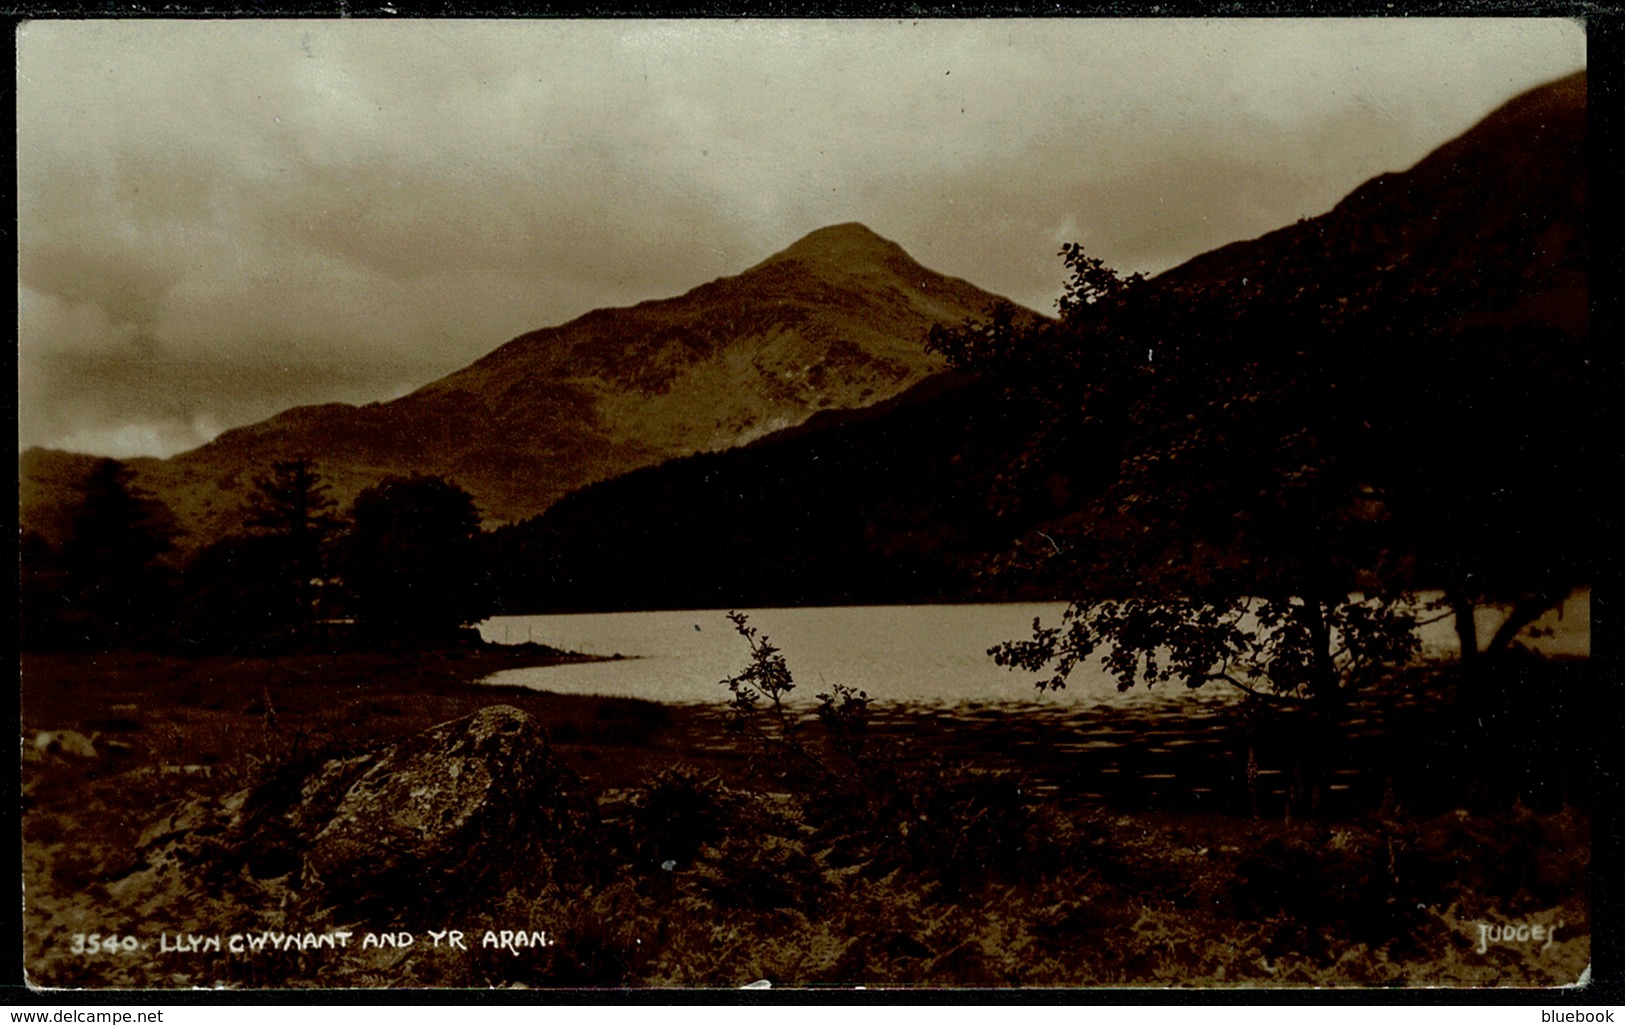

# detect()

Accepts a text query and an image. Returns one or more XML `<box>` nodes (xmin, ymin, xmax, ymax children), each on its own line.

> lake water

<box><xmin>477</xmin><ymin>590</ymin><xmax>1589</xmax><ymax>709</ymax></box>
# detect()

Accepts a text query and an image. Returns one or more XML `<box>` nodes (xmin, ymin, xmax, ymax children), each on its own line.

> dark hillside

<box><xmin>486</xmin><ymin>372</ymin><xmax>1060</xmax><ymax>612</ymax></box>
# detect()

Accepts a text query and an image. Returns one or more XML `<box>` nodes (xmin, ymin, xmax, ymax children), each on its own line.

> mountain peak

<box><xmin>746</xmin><ymin>222</ymin><xmax>910</xmax><ymax>273</ymax></box>
<box><xmin>47</xmin><ymin>215</ymin><xmax>1019</xmax><ymax>551</ymax></box>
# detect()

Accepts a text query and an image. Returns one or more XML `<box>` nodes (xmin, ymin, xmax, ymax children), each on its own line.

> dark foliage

<box><xmin>171</xmin><ymin>459</ymin><xmax>344</xmax><ymax>652</ymax></box>
<box><xmin>19</xmin><ymin>530</ymin><xmax>73</xmax><ymax>649</ymax></box>
<box><xmin>337</xmin><ymin>474</ymin><xmax>494</xmax><ymax>642</ymax></box>
<box><xmin>22</xmin><ymin>459</ymin><xmax>510</xmax><ymax>655</ymax></box>
<box><xmin>242</xmin><ymin>456</ymin><xmax>341</xmax><ymax>628</ymax></box>
<box><xmin>24</xmin><ymin>459</ymin><xmax>181</xmax><ymax>650</ymax></box>
<box><xmin>172</xmin><ymin>533</ymin><xmax>313</xmax><ymax>652</ymax></box>
<box><xmin>618</xmin><ymin>768</ymin><xmax>736</xmax><ymax>870</ymax></box>
<box><xmin>930</xmin><ymin>246</ymin><xmax>1426</xmax><ymax>724</ymax></box>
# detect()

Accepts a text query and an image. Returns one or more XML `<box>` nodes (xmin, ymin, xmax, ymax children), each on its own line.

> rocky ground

<box><xmin>20</xmin><ymin>648</ymin><xmax>1594</xmax><ymax>989</ymax></box>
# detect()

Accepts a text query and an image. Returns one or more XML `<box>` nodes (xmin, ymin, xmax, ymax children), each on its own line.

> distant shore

<box><xmin>20</xmin><ymin>645</ymin><xmax>699</xmax><ymax>795</ymax></box>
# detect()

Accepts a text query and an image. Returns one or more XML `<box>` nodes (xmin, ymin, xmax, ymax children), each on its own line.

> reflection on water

<box><xmin>478</xmin><ymin>590</ymin><xmax>1589</xmax><ymax>708</ymax></box>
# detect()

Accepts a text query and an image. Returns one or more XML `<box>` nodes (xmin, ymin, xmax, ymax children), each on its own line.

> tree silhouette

<box><xmin>57</xmin><ymin>458</ymin><xmax>180</xmax><ymax>648</ymax></box>
<box><xmin>243</xmin><ymin>456</ymin><xmax>340</xmax><ymax>629</ymax></box>
<box><xmin>20</xmin><ymin>530</ymin><xmax>71</xmax><ymax>649</ymax></box>
<box><xmin>338</xmin><ymin>474</ymin><xmax>492</xmax><ymax>642</ymax></box>
<box><xmin>168</xmin><ymin>458</ymin><xmax>343</xmax><ymax>651</ymax></box>
<box><xmin>173</xmin><ymin>533</ymin><xmax>307</xmax><ymax>652</ymax></box>
<box><xmin>955</xmin><ymin>258</ymin><xmax>1413</xmax><ymax>698</ymax></box>
<box><xmin>933</xmin><ymin>248</ymin><xmax>1430</xmax><ymax>815</ymax></box>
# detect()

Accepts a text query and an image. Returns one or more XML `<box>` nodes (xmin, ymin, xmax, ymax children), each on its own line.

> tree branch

<box><xmin>1199</xmin><ymin>672</ymin><xmax>1309</xmax><ymax>705</ymax></box>
<box><xmin>1410</xmin><ymin>610</ymin><xmax>1457</xmax><ymax>630</ymax></box>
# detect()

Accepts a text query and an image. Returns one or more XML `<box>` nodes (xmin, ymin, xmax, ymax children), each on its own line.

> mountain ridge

<box><xmin>1155</xmin><ymin>69</ymin><xmax>1585</xmax><ymax>310</ymax></box>
<box><xmin>22</xmin><ymin>221</ymin><xmax>1025</xmax><ymax>549</ymax></box>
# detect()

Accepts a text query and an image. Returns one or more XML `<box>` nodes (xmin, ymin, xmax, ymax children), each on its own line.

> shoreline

<box><xmin>22</xmin><ymin>646</ymin><xmax>1595</xmax><ymax>804</ymax></box>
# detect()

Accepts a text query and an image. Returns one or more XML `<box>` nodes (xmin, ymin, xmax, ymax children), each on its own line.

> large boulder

<box><xmin>111</xmin><ymin>705</ymin><xmax>598</xmax><ymax>926</ymax></box>
<box><xmin>303</xmin><ymin>705</ymin><xmax>598</xmax><ymax>913</ymax></box>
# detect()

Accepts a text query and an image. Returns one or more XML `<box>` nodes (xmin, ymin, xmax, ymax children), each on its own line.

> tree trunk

<box><xmin>1238</xmin><ymin>699</ymin><xmax>1264</xmax><ymax>819</ymax></box>
<box><xmin>1485</xmin><ymin>588</ymin><xmax>1569</xmax><ymax>656</ymax></box>
<box><xmin>1286</xmin><ymin>701</ymin><xmax>1346</xmax><ymax>821</ymax></box>
<box><xmin>1287</xmin><ymin>598</ymin><xmax>1345</xmax><ymax>820</ymax></box>
<box><xmin>1447</xmin><ymin>590</ymin><xmax>1480</xmax><ymax>664</ymax></box>
<box><xmin>1303</xmin><ymin>597</ymin><xmax>1340</xmax><ymax>704</ymax></box>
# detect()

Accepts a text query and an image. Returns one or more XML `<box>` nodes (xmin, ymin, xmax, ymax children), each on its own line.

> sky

<box><xmin>16</xmin><ymin>18</ymin><xmax>1587</xmax><ymax>459</ymax></box>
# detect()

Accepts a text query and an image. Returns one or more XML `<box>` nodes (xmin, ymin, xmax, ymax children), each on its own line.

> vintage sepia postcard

<box><xmin>17</xmin><ymin>17</ymin><xmax>1593</xmax><ymax>990</ymax></box>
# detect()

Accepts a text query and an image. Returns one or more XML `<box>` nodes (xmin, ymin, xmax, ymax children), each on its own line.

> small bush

<box><xmin>718</xmin><ymin>614</ymin><xmax>1056</xmax><ymax>896</ymax></box>
<box><xmin>620</xmin><ymin>767</ymin><xmax>736</xmax><ymax>870</ymax></box>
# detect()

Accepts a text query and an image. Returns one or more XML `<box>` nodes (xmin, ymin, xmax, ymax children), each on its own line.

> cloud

<box><xmin>15</xmin><ymin>18</ymin><xmax>1586</xmax><ymax>456</ymax></box>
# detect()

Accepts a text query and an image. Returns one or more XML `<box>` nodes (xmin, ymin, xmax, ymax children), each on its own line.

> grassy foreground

<box><xmin>20</xmin><ymin>648</ymin><xmax>1591</xmax><ymax>989</ymax></box>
